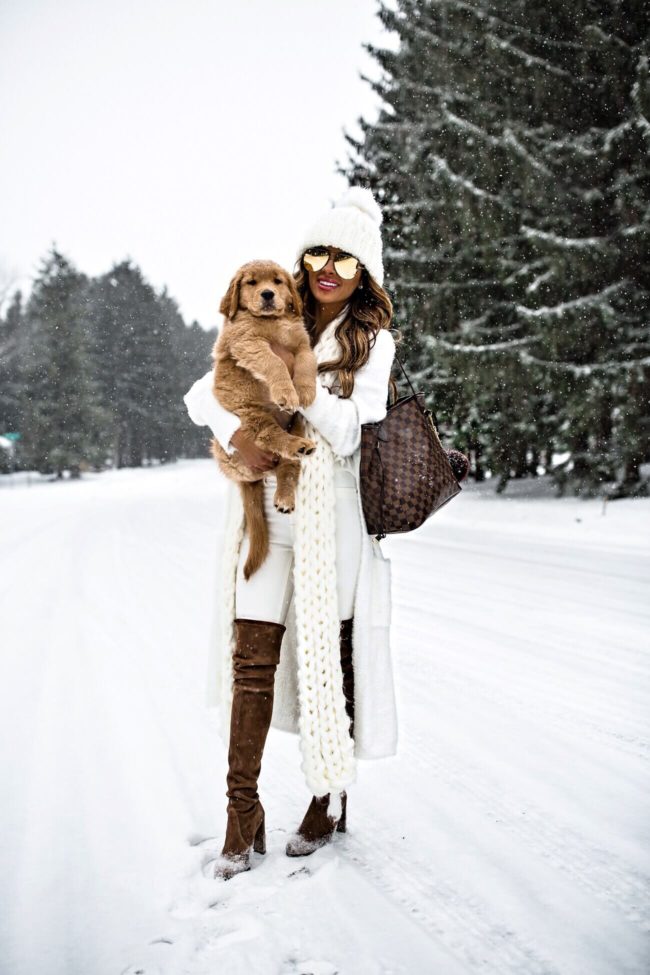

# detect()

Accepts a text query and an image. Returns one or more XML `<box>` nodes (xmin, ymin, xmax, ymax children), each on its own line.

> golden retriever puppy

<box><xmin>211</xmin><ymin>260</ymin><xmax>318</xmax><ymax>579</ymax></box>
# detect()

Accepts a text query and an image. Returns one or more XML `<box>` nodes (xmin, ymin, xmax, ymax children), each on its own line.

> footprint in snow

<box><xmin>198</xmin><ymin>914</ymin><xmax>264</xmax><ymax>952</ymax></box>
<box><xmin>287</xmin><ymin>866</ymin><xmax>311</xmax><ymax>879</ymax></box>
<box><xmin>282</xmin><ymin>960</ymin><xmax>338</xmax><ymax>975</ymax></box>
<box><xmin>120</xmin><ymin>966</ymin><xmax>161</xmax><ymax>975</ymax></box>
<box><xmin>187</xmin><ymin>832</ymin><xmax>211</xmax><ymax>847</ymax></box>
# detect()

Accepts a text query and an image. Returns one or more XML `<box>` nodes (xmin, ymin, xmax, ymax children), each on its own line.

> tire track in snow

<box><xmin>391</xmin><ymin>584</ymin><xmax>650</xmax><ymax>932</ymax></box>
<box><xmin>395</xmin><ymin>605</ymin><xmax>650</xmax><ymax>765</ymax></box>
<box><xmin>402</xmin><ymin>720</ymin><xmax>650</xmax><ymax>932</ymax></box>
<box><xmin>342</xmin><ymin>836</ymin><xmax>562</xmax><ymax>975</ymax></box>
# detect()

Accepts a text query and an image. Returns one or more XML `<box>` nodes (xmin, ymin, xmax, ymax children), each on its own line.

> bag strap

<box><xmin>389</xmin><ymin>346</ymin><xmax>440</xmax><ymax>430</ymax></box>
<box><xmin>375</xmin><ymin>442</ymin><xmax>387</xmax><ymax>541</ymax></box>
<box><xmin>393</xmin><ymin>349</ymin><xmax>420</xmax><ymax>400</ymax></box>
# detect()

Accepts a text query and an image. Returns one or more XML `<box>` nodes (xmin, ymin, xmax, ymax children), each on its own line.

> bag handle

<box><xmin>393</xmin><ymin>349</ymin><xmax>420</xmax><ymax>400</ymax></box>
<box><xmin>389</xmin><ymin>346</ymin><xmax>440</xmax><ymax>430</ymax></box>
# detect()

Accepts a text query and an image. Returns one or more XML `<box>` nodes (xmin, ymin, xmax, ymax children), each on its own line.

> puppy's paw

<box><xmin>274</xmin><ymin>490</ymin><xmax>296</xmax><ymax>513</ymax></box>
<box><xmin>288</xmin><ymin>437</ymin><xmax>317</xmax><ymax>457</ymax></box>
<box><xmin>270</xmin><ymin>384</ymin><xmax>299</xmax><ymax>411</ymax></box>
<box><xmin>295</xmin><ymin>383</ymin><xmax>317</xmax><ymax>407</ymax></box>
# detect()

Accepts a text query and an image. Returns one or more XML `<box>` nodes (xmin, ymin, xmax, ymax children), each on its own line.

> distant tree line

<box><xmin>344</xmin><ymin>0</ymin><xmax>650</xmax><ymax>496</ymax></box>
<box><xmin>0</xmin><ymin>248</ymin><xmax>216</xmax><ymax>477</ymax></box>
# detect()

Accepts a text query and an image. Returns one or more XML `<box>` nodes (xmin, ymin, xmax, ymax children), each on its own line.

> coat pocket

<box><xmin>370</xmin><ymin>543</ymin><xmax>392</xmax><ymax>628</ymax></box>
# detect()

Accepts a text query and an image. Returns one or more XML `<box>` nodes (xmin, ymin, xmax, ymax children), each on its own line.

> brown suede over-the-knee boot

<box><xmin>214</xmin><ymin>617</ymin><xmax>285</xmax><ymax>880</ymax></box>
<box><xmin>285</xmin><ymin>617</ymin><xmax>354</xmax><ymax>857</ymax></box>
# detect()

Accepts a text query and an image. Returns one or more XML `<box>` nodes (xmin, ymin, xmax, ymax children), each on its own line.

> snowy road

<box><xmin>1</xmin><ymin>460</ymin><xmax>648</xmax><ymax>975</ymax></box>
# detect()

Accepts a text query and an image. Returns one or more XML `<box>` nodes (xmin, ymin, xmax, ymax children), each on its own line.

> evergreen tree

<box><xmin>1</xmin><ymin>250</ymin><xmax>216</xmax><ymax>477</ymax></box>
<box><xmin>85</xmin><ymin>261</ymin><xmax>217</xmax><ymax>467</ymax></box>
<box><xmin>0</xmin><ymin>290</ymin><xmax>24</xmax><ymax>472</ymax></box>
<box><xmin>0</xmin><ymin>290</ymin><xmax>23</xmax><ymax>427</ymax></box>
<box><xmin>344</xmin><ymin>0</ymin><xmax>650</xmax><ymax>495</ymax></box>
<box><xmin>160</xmin><ymin>298</ymin><xmax>219</xmax><ymax>464</ymax></box>
<box><xmin>21</xmin><ymin>249</ymin><xmax>110</xmax><ymax>477</ymax></box>
<box><xmin>86</xmin><ymin>260</ymin><xmax>168</xmax><ymax>467</ymax></box>
<box><xmin>155</xmin><ymin>287</ymin><xmax>202</xmax><ymax>464</ymax></box>
<box><xmin>167</xmin><ymin>308</ymin><xmax>218</xmax><ymax>462</ymax></box>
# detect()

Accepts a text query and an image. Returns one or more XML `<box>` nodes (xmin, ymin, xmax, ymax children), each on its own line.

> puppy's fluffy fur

<box><xmin>211</xmin><ymin>260</ymin><xmax>318</xmax><ymax>580</ymax></box>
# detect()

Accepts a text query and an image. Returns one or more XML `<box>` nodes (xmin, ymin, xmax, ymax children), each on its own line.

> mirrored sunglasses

<box><xmin>303</xmin><ymin>246</ymin><xmax>362</xmax><ymax>280</ymax></box>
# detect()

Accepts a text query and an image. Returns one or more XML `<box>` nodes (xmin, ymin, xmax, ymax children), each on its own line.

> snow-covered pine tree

<box><xmin>86</xmin><ymin>261</ymin><xmax>175</xmax><ymax>468</ymax></box>
<box><xmin>85</xmin><ymin>260</ymin><xmax>217</xmax><ymax>467</ymax></box>
<box><xmin>143</xmin><ymin>283</ymin><xmax>216</xmax><ymax>466</ymax></box>
<box><xmin>156</xmin><ymin>286</ymin><xmax>216</xmax><ymax>463</ymax></box>
<box><xmin>87</xmin><ymin>261</ymin><xmax>147</xmax><ymax>467</ymax></box>
<box><xmin>1</xmin><ymin>251</ymin><xmax>216</xmax><ymax>476</ymax></box>
<box><xmin>167</xmin><ymin>306</ymin><xmax>218</xmax><ymax>462</ymax></box>
<box><xmin>0</xmin><ymin>291</ymin><xmax>24</xmax><ymax>472</ymax></box>
<box><xmin>344</xmin><ymin>0</ymin><xmax>650</xmax><ymax>495</ymax></box>
<box><xmin>21</xmin><ymin>249</ymin><xmax>110</xmax><ymax>477</ymax></box>
<box><xmin>151</xmin><ymin>290</ymin><xmax>217</xmax><ymax>464</ymax></box>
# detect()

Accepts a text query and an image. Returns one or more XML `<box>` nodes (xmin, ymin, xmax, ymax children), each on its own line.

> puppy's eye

<box><xmin>273</xmin><ymin>278</ymin><xmax>282</xmax><ymax>285</ymax></box>
<box><xmin>247</xmin><ymin>279</ymin><xmax>257</xmax><ymax>286</ymax></box>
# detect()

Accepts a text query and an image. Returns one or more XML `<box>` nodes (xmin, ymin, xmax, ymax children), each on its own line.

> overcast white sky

<box><xmin>0</xmin><ymin>0</ymin><xmax>395</xmax><ymax>329</ymax></box>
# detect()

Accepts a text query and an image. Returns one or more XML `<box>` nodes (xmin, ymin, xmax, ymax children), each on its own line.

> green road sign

<box><xmin>3</xmin><ymin>432</ymin><xmax>21</xmax><ymax>441</ymax></box>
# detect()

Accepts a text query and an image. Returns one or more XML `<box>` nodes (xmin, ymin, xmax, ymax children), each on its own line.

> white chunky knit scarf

<box><xmin>218</xmin><ymin>311</ymin><xmax>357</xmax><ymax>798</ymax></box>
<box><xmin>291</xmin><ymin>320</ymin><xmax>357</xmax><ymax>797</ymax></box>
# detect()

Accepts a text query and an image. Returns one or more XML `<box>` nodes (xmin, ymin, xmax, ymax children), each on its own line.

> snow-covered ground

<box><xmin>1</xmin><ymin>459</ymin><xmax>648</xmax><ymax>975</ymax></box>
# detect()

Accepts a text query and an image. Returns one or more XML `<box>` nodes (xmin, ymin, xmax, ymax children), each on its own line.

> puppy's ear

<box><xmin>285</xmin><ymin>273</ymin><xmax>303</xmax><ymax>317</ymax></box>
<box><xmin>219</xmin><ymin>270</ymin><xmax>243</xmax><ymax>319</ymax></box>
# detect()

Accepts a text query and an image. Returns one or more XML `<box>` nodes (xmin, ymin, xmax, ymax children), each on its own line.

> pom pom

<box><xmin>445</xmin><ymin>448</ymin><xmax>470</xmax><ymax>482</ymax></box>
<box><xmin>336</xmin><ymin>186</ymin><xmax>383</xmax><ymax>226</ymax></box>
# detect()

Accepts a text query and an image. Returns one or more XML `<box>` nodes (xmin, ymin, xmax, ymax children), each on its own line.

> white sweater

<box><xmin>183</xmin><ymin>319</ymin><xmax>395</xmax><ymax>461</ymax></box>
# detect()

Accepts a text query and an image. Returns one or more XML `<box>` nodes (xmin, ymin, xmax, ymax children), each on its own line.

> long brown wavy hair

<box><xmin>294</xmin><ymin>261</ymin><xmax>400</xmax><ymax>404</ymax></box>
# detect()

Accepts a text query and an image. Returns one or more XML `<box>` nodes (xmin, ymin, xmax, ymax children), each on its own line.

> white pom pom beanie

<box><xmin>295</xmin><ymin>186</ymin><xmax>385</xmax><ymax>286</ymax></box>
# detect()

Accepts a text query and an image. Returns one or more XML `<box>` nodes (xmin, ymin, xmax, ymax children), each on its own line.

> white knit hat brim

<box><xmin>295</xmin><ymin>187</ymin><xmax>385</xmax><ymax>286</ymax></box>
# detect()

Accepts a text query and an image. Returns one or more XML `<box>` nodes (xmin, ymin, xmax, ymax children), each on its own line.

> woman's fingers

<box><xmin>254</xmin><ymin>447</ymin><xmax>276</xmax><ymax>467</ymax></box>
<box><xmin>236</xmin><ymin>436</ymin><xmax>278</xmax><ymax>471</ymax></box>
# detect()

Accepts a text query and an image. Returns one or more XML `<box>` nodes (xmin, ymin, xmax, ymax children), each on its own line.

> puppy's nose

<box><xmin>261</xmin><ymin>289</ymin><xmax>275</xmax><ymax>301</ymax></box>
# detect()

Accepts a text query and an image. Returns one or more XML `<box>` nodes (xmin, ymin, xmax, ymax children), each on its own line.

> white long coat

<box><xmin>184</xmin><ymin>314</ymin><xmax>398</xmax><ymax>764</ymax></box>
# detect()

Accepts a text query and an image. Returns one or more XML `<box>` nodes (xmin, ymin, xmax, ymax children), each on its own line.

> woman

<box><xmin>184</xmin><ymin>187</ymin><xmax>399</xmax><ymax>880</ymax></box>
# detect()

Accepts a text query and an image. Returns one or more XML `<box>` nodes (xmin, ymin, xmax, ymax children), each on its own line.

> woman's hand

<box><xmin>229</xmin><ymin>428</ymin><xmax>278</xmax><ymax>473</ymax></box>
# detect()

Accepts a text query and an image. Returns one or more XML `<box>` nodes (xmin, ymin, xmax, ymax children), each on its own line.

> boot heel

<box><xmin>253</xmin><ymin>816</ymin><xmax>266</xmax><ymax>854</ymax></box>
<box><xmin>336</xmin><ymin>793</ymin><xmax>347</xmax><ymax>833</ymax></box>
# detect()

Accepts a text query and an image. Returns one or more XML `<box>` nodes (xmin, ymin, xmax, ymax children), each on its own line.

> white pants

<box><xmin>235</xmin><ymin>466</ymin><xmax>362</xmax><ymax>625</ymax></box>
